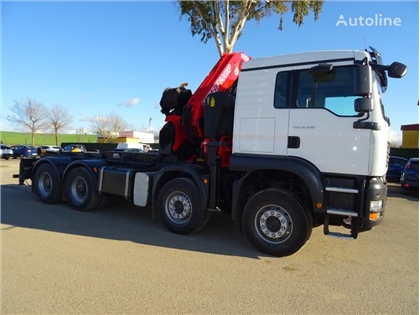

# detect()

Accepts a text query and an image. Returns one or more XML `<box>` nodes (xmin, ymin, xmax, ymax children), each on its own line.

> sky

<box><xmin>1</xmin><ymin>0</ymin><xmax>419</xmax><ymax>142</ymax></box>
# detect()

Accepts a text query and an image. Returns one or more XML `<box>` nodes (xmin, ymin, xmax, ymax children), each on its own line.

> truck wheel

<box><xmin>158</xmin><ymin>178</ymin><xmax>209</xmax><ymax>235</ymax></box>
<box><xmin>33</xmin><ymin>163</ymin><xmax>62</xmax><ymax>203</ymax></box>
<box><xmin>64</xmin><ymin>167</ymin><xmax>101</xmax><ymax>211</ymax></box>
<box><xmin>193</xmin><ymin>208</ymin><xmax>211</xmax><ymax>233</ymax></box>
<box><xmin>295</xmin><ymin>198</ymin><xmax>313</xmax><ymax>242</ymax></box>
<box><xmin>98</xmin><ymin>195</ymin><xmax>113</xmax><ymax>209</ymax></box>
<box><xmin>242</xmin><ymin>188</ymin><xmax>311</xmax><ymax>257</ymax></box>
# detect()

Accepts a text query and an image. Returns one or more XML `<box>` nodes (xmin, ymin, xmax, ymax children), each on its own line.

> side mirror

<box><xmin>354</xmin><ymin>65</ymin><xmax>372</xmax><ymax>96</ymax></box>
<box><xmin>354</xmin><ymin>98</ymin><xmax>373</xmax><ymax>113</ymax></box>
<box><xmin>387</xmin><ymin>62</ymin><xmax>408</xmax><ymax>78</ymax></box>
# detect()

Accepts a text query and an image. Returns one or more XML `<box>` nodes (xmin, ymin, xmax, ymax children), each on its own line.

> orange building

<box><xmin>97</xmin><ymin>131</ymin><xmax>155</xmax><ymax>144</ymax></box>
<box><xmin>401</xmin><ymin>124</ymin><xmax>419</xmax><ymax>148</ymax></box>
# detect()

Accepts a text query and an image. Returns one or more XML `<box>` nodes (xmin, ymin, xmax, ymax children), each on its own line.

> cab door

<box><xmin>287</xmin><ymin>63</ymin><xmax>372</xmax><ymax>175</ymax></box>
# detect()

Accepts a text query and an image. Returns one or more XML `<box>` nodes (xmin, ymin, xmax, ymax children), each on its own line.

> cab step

<box><xmin>323</xmin><ymin>212</ymin><xmax>359</xmax><ymax>240</ymax></box>
<box><xmin>326</xmin><ymin>232</ymin><xmax>355</xmax><ymax>240</ymax></box>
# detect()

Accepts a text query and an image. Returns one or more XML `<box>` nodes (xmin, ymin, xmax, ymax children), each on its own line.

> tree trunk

<box><xmin>55</xmin><ymin>129</ymin><xmax>59</xmax><ymax>146</ymax></box>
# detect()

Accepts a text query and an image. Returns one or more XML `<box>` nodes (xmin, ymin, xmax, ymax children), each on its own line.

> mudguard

<box><xmin>62</xmin><ymin>159</ymin><xmax>110</xmax><ymax>186</ymax></box>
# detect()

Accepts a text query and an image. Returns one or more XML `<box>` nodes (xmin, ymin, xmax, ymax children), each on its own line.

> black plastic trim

<box><xmin>242</xmin><ymin>57</ymin><xmax>355</xmax><ymax>72</ymax></box>
<box><xmin>288</xmin><ymin>136</ymin><xmax>300</xmax><ymax>149</ymax></box>
<box><xmin>365</xmin><ymin>177</ymin><xmax>387</xmax><ymax>227</ymax></box>
<box><xmin>353</xmin><ymin>121</ymin><xmax>381</xmax><ymax>130</ymax></box>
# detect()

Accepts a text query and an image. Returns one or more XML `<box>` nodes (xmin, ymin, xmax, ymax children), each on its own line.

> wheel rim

<box><xmin>165</xmin><ymin>191</ymin><xmax>192</xmax><ymax>224</ymax></box>
<box><xmin>38</xmin><ymin>172</ymin><xmax>53</xmax><ymax>197</ymax></box>
<box><xmin>70</xmin><ymin>176</ymin><xmax>88</xmax><ymax>204</ymax></box>
<box><xmin>255</xmin><ymin>204</ymin><xmax>293</xmax><ymax>244</ymax></box>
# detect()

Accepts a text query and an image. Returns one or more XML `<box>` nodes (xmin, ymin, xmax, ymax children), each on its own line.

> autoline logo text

<box><xmin>336</xmin><ymin>14</ymin><xmax>402</xmax><ymax>27</ymax></box>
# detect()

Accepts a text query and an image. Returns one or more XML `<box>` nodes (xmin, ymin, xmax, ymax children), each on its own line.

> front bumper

<box><xmin>365</xmin><ymin>177</ymin><xmax>387</xmax><ymax>227</ymax></box>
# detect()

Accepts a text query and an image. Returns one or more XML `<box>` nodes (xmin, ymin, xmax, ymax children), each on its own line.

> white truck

<box><xmin>115</xmin><ymin>143</ymin><xmax>151</xmax><ymax>152</ymax></box>
<box><xmin>16</xmin><ymin>47</ymin><xmax>407</xmax><ymax>257</ymax></box>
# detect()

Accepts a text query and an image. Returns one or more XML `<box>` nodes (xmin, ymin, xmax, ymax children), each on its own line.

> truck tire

<box><xmin>193</xmin><ymin>208</ymin><xmax>211</xmax><ymax>234</ymax></box>
<box><xmin>64</xmin><ymin>167</ymin><xmax>101</xmax><ymax>211</ymax></box>
<box><xmin>33</xmin><ymin>163</ymin><xmax>62</xmax><ymax>203</ymax></box>
<box><xmin>158</xmin><ymin>178</ymin><xmax>210</xmax><ymax>235</ymax></box>
<box><xmin>242</xmin><ymin>188</ymin><xmax>311</xmax><ymax>257</ymax></box>
<box><xmin>98</xmin><ymin>195</ymin><xmax>113</xmax><ymax>209</ymax></box>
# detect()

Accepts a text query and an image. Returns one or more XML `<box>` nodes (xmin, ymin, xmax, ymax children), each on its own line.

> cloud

<box><xmin>79</xmin><ymin>116</ymin><xmax>92</xmax><ymax>122</ymax></box>
<box><xmin>78</xmin><ymin>115</ymin><xmax>107</xmax><ymax>123</ymax></box>
<box><xmin>119</xmin><ymin>98</ymin><xmax>140</xmax><ymax>107</ymax></box>
<box><xmin>389</xmin><ymin>129</ymin><xmax>402</xmax><ymax>147</ymax></box>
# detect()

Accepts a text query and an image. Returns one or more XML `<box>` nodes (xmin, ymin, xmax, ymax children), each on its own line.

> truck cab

<box><xmin>228</xmin><ymin>48</ymin><xmax>406</xmax><ymax>244</ymax></box>
<box><xmin>232</xmin><ymin>49</ymin><xmax>391</xmax><ymax>176</ymax></box>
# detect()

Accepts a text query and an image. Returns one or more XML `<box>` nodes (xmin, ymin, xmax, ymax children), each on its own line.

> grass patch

<box><xmin>0</xmin><ymin>131</ymin><xmax>97</xmax><ymax>146</ymax></box>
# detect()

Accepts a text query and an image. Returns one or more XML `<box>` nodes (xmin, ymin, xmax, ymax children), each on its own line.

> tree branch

<box><xmin>228</xmin><ymin>1</ymin><xmax>253</xmax><ymax>51</ymax></box>
<box><xmin>223</xmin><ymin>0</ymin><xmax>230</xmax><ymax>53</ymax></box>
<box><xmin>192</xmin><ymin>1</ymin><xmax>224</xmax><ymax>56</ymax></box>
<box><xmin>213</xmin><ymin>1</ymin><xmax>225</xmax><ymax>35</ymax></box>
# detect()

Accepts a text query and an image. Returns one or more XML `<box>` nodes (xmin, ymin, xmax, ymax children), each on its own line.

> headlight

<box><xmin>370</xmin><ymin>200</ymin><xmax>383</xmax><ymax>212</ymax></box>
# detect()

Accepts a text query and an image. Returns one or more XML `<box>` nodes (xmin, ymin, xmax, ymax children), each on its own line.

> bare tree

<box><xmin>90</xmin><ymin>112</ymin><xmax>128</xmax><ymax>143</ymax></box>
<box><xmin>108</xmin><ymin>112</ymin><xmax>128</xmax><ymax>134</ymax></box>
<box><xmin>46</xmin><ymin>104</ymin><xmax>74</xmax><ymax>145</ymax></box>
<box><xmin>75</xmin><ymin>127</ymin><xmax>88</xmax><ymax>142</ymax></box>
<box><xmin>7</xmin><ymin>97</ymin><xmax>49</xmax><ymax>145</ymax></box>
<box><xmin>177</xmin><ymin>0</ymin><xmax>324</xmax><ymax>57</ymax></box>
<box><xmin>90</xmin><ymin>116</ymin><xmax>111</xmax><ymax>142</ymax></box>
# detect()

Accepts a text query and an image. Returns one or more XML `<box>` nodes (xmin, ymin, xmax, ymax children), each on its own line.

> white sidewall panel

<box><xmin>133</xmin><ymin>172</ymin><xmax>150</xmax><ymax>207</ymax></box>
<box><xmin>288</xmin><ymin>109</ymin><xmax>371</xmax><ymax>174</ymax></box>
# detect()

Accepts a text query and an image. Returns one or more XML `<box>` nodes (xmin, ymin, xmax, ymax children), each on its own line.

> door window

<box><xmin>273</xmin><ymin>72</ymin><xmax>290</xmax><ymax>109</ymax></box>
<box><xmin>297</xmin><ymin>66</ymin><xmax>359</xmax><ymax>116</ymax></box>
